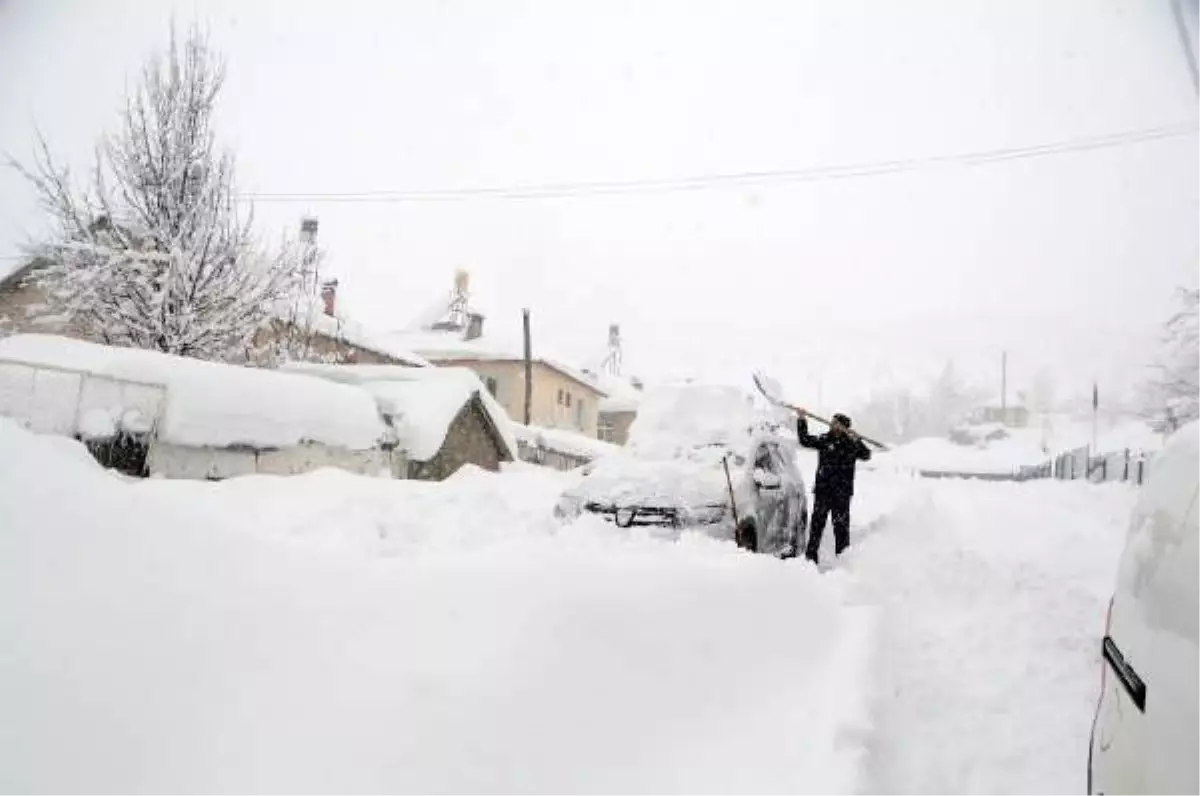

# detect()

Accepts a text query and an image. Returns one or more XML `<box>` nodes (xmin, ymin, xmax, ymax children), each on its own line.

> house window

<box><xmin>557</xmin><ymin>388</ymin><xmax>564</xmax><ymax>406</ymax></box>
<box><xmin>576</xmin><ymin>398</ymin><xmax>585</xmax><ymax>429</ymax></box>
<box><xmin>485</xmin><ymin>376</ymin><xmax>498</xmax><ymax>397</ymax></box>
<box><xmin>565</xmin><ymin>391</ymin><xmax>572</xmax><ymax>408</ymax></box>
<box><xmin>598</xmin><ymin>419</ymin><xmax>615</xmax><ymax>442</ymax></box>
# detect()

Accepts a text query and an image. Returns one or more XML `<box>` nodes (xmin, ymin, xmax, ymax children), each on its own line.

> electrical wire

<box><xmin>237</xmin><ymin>122</ymin><xmax>1197</xmax><ymax>204</ymax></box>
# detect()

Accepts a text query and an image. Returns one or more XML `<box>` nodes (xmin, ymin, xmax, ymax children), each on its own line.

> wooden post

<box><xmin>1123</xmin><ymin>448</ymin><xmax>1130</xmax><ymax>482</ymax></box>
<box><xmin>522</xmin><ymin>308</ymin><xmax>532</xmax><ymax>426</ymax></box>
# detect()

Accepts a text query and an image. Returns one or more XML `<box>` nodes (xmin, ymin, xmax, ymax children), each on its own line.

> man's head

<box><xmin>831</xmin><ymin>413</ymin><xmax>852</xmax><ymax>434</ymax></box>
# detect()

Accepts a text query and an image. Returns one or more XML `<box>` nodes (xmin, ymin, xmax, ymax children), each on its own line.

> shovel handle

<box><xmin>786</xmin><ymin>403</ymin><xmax>889</xmax><ymax>451</ymax></box>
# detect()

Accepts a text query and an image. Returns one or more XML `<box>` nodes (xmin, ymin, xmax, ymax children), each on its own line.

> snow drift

<box><xmin>0</xmin><ymin>418</ymin><xmax>877</xmax><ymax>793</ymax></box>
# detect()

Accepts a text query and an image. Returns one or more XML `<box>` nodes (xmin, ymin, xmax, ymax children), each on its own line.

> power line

<box><xmin>238</xmin><ymin>122</ymin><xmax>1197</xmax><ymax>204</ymax></box>
<box><xmin>3</xmin><ymin>121</ymin><xmax>1194</xmax><ymax>264</ymax></box>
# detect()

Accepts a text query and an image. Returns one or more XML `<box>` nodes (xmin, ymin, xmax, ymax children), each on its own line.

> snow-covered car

<box><xmin>553</xmin><ymin>383</ymin><xmax>808</xmax><ymax>557</ymax></box>
<box><xmin>1087</xmin><ymin>421</ymin><xmax>1198</xmax><ymax>795</ymax></box>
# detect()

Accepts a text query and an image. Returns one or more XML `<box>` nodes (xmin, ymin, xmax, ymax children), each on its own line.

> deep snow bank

<box><xmin>0</xmin><ymin>420</ymin><xmax>876</xmax><ymax>794</ymax></box>
<box><xmin>845</xmin><ymin>477</ymin><xmax>1136</xmax><ymax>793</ymax></box>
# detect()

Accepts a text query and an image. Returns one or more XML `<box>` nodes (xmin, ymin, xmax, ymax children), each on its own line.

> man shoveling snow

<box><xmin>796</xmin><ymin>409</ymin><xmax>872</xmax><ymax>565</ymax></box>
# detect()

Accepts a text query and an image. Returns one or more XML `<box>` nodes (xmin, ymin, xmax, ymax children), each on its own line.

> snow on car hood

<box><xmin>564</xmin><ymin>446</ymin><xmax>741</xmax><ymax>509</ymax></box>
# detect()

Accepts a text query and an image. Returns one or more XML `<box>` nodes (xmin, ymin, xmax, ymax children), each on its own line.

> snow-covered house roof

<box><xmin>388</xmin><ymin>329</ymin><xmax>608</xmax><ymax>397</ymax></box>
<box><xmin>0</xmin><ymin>259</ymin><xmax>41</xmax><ymax>291</ymax></box>
<box><xmin>592</xmin><ymin>373</ymin><xmax>645</xmax><ymax>413</ymax></box>
<box><xmin>270</xmin><ymin>300</ymin><xmax>432</xmax><ymax>368</ymax></box>
<box><xmin>279</xmin><ymin>362</ymin><xmax>518</xmax><ymax>463</ymax></box>
<box><xmin>0</xmin><ymin>334</ymin><xmax>387</xmax><ymax>450</ymax></box>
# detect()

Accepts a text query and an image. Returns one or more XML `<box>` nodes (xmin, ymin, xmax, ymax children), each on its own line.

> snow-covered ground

<box><xmin>0</xmin><ymin>419</ymin><xmax>875</xmax><ymax>793</ymax></box>
<box><xmin>0</xmin><ymin>418</ymin><xmax>1136</xmax><ymax>793</ymax></box>
<box><xmin>883</xmin><ymin>415</ymin><xmax>1163</xmax><ymax>476</ymax></box>
<box><xmin>844</xmin><ymin>476</ymin><xmax>1133</xmax><ymax>793</ymax></box>
<box><xmin>883</xmin><ymin>435</ymin><xmax>1050</xmax><ymax>475</ymax></box>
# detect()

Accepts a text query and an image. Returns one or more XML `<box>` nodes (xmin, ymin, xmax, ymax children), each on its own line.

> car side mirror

<box><xmin>753</xmin><ymin>468</ymin><xmax>781</xmax><ymax>490</ymax></box>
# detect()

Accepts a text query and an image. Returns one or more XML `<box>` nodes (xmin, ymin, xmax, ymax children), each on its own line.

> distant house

<box><xmin>259</xmin><ymin>278</ymin><xmax>431</xmax><ymax>368</ymax></box>
<box><xmin>0</xmin><ymin>254</ymin><xmax>429</xmax><ymax>370</ymax></box>
<box><xmin>592</xmin><ymin>373</ymin><xmax>645</xmax><ymax>445</ymax></box>
<box><xmin>973</xmin><ymin>396</ymin><xmax>1031</xmax><ymax>428</ymax></box>
<box><xmin>0</xmin><ymin>259</ymin><xmax>80</xmax><ymax>339</ymax></box>
<box><xmin>281</xmin><ymin>363</ymin><xmax>517</xmax><ymax>481</ymax></box>
<box><xmin>389</xmin><ymin>271</ymin><xmax>609</xmax><ymax>440</ymax></box>
<box><xmin>0</xmin><ymin>334</ymin><xmax>397</xmax><ymax>480</ymax></box>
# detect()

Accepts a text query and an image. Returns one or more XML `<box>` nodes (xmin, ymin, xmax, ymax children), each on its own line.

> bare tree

<box><xmin>1152</xmin><ymin>283</ymin><xmax>1200</xmax><ymax>427</ymax></box>
<box><xmin>8</xmin><ymin>23</ymin><xmax>304</xmax><ymax>361</ymax></box>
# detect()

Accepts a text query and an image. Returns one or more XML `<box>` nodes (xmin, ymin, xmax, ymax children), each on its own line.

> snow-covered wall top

<box><xmin>511</xmin><ymin>422</ymin><xmax>620</xmax><ymax>461</ymax></box>
<box><xmin>279</xmin><ymin>362</ymin><xmax>518</xmax><ymax>462</ymax></box>
<box><xmin>0</xmin><ymin>334</ymin><xmax>386</xmax><ymax>450</ymax></box>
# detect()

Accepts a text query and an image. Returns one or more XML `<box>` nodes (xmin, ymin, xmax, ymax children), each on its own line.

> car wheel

<box><xmin>735</xmin><ymin>518</ymin><xmax>758</xmax><ymax>553</ymax></box>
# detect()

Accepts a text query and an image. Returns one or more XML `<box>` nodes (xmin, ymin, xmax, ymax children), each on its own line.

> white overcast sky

<box><xmin>1</xmin><ymin>0</ymin><xmax>1197</xmax><ymax>410</ymax></box>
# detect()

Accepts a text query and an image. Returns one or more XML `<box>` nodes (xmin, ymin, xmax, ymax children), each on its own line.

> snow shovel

<box><xmin>752</xmin><ymin>370</ymin><xmax>889</xmax><ymax>451</ymax></box>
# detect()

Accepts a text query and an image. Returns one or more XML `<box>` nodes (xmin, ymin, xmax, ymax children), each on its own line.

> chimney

<box><xmin>321</xmin><ymin>278</ymin><xmax>338</xmax><ymax>317</ymax></box>
<box><xmin>465</xmin><ymin>311</ymin><xmax>485</xmax><ymax>341</ymax></box>
<box><xmin>299</xmin><ymin>216</ymin><xmax>319</xmax><ymax>244</ymax></box>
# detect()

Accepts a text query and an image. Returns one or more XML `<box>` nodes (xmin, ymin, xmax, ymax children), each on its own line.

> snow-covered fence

<box><xmin>1015</xmin><ymin>445</ymin><xmax>1153</xmax><ymax>486</ymax></box>
<box><xmin>0</xmin><ymin>359</ymin><xmax>166</xmax><ymax>441</ymax></box>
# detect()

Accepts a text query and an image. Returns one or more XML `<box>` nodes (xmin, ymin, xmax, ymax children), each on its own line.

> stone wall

<box><xmin>408</xmin><ymin>398</ymin><xmax>511</xmax><ymax>480</ymax></box>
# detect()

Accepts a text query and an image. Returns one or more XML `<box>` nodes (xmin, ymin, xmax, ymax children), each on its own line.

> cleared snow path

<box><xmin>843</xmin><ymin>477</ymin><xmax>1135</xmax><ymax>793</ymax></box>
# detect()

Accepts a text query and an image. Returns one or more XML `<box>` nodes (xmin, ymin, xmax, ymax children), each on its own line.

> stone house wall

<box><xmin>407</xmin><ymin>396</ymin><xmax>513</xmax><ymax>481</ymax></box>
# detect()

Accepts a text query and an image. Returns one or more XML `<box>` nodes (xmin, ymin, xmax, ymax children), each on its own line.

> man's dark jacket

<box><xmin>797</xmin><ymin>417</ymin><xmax>872</xmax><ymax>499</ymax></box>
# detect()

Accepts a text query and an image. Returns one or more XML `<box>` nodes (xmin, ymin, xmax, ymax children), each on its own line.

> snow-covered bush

<box><xmin>9</xmin><ymin>24</ymin><xmax>305</xmax><ymax>362</ymax></box>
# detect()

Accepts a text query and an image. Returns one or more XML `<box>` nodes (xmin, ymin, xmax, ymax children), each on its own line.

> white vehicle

<box><xmin>553</xmin><ymin>383</ymin><xmax>808</xmax><ymax>557</ymax></box>
<box><xmin>1088</xmin><ymin>421</ymin><xmax>1198</xmax><ymax>795</ymax></box>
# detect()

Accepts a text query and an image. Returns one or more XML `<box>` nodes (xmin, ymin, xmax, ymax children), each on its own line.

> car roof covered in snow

<box><xmin>280</xmin><ymin>362</ymin><xmax>518</xmax><ymax>462</ymax></box>
<box><xmin>626</xmin><ymin>382</ymin><xmax>764</xmax><ymax>460</ymax></box>
<box><xmin>0</xmin><ymin>334</ymin><xmax>386</xmax><ymax>450</ymax></box>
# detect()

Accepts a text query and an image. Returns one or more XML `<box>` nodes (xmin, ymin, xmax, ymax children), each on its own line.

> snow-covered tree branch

<box><xmin>8</xmin><ymin>24</ymin><xmax>304</xmax><ymax>361</ymax></box>
<box><xmin>1141</xmin><ymin>287</ymin><xmax>1199</xmax><ymax>430</ymax></box>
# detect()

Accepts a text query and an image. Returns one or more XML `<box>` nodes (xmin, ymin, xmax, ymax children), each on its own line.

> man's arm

<box><xmin>850</xmin><ymin>432</ymin><xmax>872</xmax><ymax>461</ymax></box>
<box><xmin>796</xmin><ymin>414</ymin><xmax>823</xmax><ymax>449</ymax></box>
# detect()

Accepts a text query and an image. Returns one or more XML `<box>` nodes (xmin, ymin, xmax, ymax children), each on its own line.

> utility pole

<box><xmin>522</xmin><ymin>308</ymin><xmax>533</xmax><ymax>426</ymax></box>
<box><xmin>1001</xmin><ymin>350</ymin><xmax>1008</xmax><ymax>421</ymax></box>
<box><xmin>1092</xmin><ymin>380</ymin><xmax>1099</xmax><ymax>457</ymax></box>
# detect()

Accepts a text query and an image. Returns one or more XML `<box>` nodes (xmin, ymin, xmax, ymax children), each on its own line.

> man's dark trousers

<box><xmin>805</xmin><ymin>491</ymin><xmax>851</xmax><ymax>562</ymax></box>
